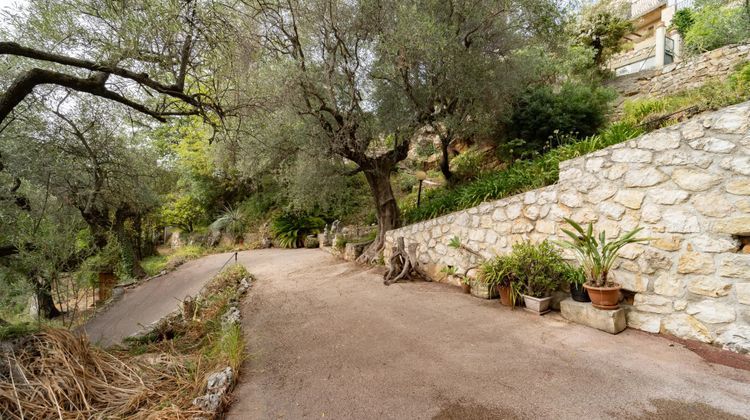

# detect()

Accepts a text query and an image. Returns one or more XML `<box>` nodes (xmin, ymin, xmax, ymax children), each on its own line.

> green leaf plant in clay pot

<box><xmin>554</xmin><ymin>218</ymin><xmax>649</xmax><ymax>310</ymax></box>
<box><xmin>479</xmin><ymin>256</ymin><xmax>516</xmax><ymax>306</ymax></box>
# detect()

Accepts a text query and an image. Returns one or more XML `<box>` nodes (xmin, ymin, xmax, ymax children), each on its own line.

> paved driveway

<box><xmin>82</xmin><ymin>252</ymin><xmax>236</xmax><ymax>346</ymax></box>
<box><xmin>229</xmin><ymin>248</ymin><xmax>750</xmax><ymax>420</ymax></box>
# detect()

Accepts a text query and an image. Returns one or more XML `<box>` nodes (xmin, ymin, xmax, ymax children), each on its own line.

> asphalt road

<box><xmin>82</xmin><ymin>251</ymin><xmax>236</xmax><ymax>346</ymax></box>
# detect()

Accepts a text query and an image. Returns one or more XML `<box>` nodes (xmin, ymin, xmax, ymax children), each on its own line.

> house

<box><xmin>608</xmin><ymin>0</ymin><xmax>694</xmax><ymax>76</ymax></box>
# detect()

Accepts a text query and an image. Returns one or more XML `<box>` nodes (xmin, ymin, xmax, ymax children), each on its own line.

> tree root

<box><xmin>383</xmin><ymin>237</ymin><xmax>428</xmax><ymax>285</ymax></box>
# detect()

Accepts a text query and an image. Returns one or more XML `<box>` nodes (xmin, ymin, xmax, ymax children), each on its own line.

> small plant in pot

<box><xmin>555</xmin><ymin>218</ymin><xmax>649</xmax><ymax>310</ymax></box>
<box><xmin>566</xmin><ymin>265</ymin><xmax>589</xmax><ymax>303</ymax></box>
<box><xmin>479</xmin><ymin>256</ymin><xmax>516</xmax><ymax>306</ymax></box>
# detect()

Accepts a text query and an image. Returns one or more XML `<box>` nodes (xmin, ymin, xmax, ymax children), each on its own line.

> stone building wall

<box><xmin>607</xmin><ymin>43</ymin><xmax>750</xmax><ymax>111</ymax></box>
<box><xmin>385</xmin><ymin>101</ymin><xmax>750</xmax><ymax>353</ymax></box>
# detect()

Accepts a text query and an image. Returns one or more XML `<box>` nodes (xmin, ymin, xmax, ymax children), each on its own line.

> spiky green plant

<box><xmin>554</xmin><ymin>218</ymin><xmax>649</xmax><ymax>287</ymax></box>
<box><xmin>210</xmin><ymin>207</ymin><xmax>248</xmax><ymax>242</ymax></box>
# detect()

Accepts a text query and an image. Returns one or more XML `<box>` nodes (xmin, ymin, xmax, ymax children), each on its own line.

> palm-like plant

<box><xmin>554</xmin><ymin>218</ymin><xmax>649</xmax><ymax>287</ymax></box>
<box><xmin>210</xmin><ymin>207</ymin><xmax>248</xmax><ymax>243</ymax></box>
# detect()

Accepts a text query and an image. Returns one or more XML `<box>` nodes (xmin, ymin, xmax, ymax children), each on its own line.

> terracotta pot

<box><xmin>461</xmin><ymin>283</ymin><xmax>471</xmax><ymax>294</ymax></box>
<box><xmin>497</xmin><ymin>285</ymin><xmax>512</xmax><ymax>306</ymax></box>
<box><xmin>583</xmin><ymin>283</ymin><xmax>621</xmax><ymax>310</ymax></box>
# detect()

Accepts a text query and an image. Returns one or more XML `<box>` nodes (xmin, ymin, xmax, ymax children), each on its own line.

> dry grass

<box><xmin>0</xmin><ymin>264</ymin><xmax>250</xmax><ymax>419</ymax></box>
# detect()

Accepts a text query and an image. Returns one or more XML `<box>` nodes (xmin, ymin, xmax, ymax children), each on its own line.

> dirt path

<box><xmin>229</xmin><ymin>248</ymin><xmax>750</xmax><ymax>420</ymax></box>
<box><xmin>82</xmin><ymin>252</ymin><xmax>236</xmax><ymax>346</ymax></box>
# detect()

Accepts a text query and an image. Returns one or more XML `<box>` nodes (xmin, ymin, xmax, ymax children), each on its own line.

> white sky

<box><xmin>0</xmin><ymin>0</ymin><xmax>25</xmax><ymax>14</ymax></box>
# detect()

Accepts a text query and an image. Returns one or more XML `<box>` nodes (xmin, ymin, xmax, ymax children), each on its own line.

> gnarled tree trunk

<box><xmin>359</xmin><ymin>167</ymin><xmax>401</xmax><ymax>263</ymax></box>
<box><xmin>34</xmin><ymin>276</ymin><xmax>61</xmax><ymax>319</ymax></box>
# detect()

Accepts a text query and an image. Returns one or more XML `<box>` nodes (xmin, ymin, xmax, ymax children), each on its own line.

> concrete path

<box><xmin>82</xmin><ymin>252</ymin><xmax>237</xmax><ymax>346</ymax></box>
<box><xmin>229</xmin><ymin>248</ymin><xmax>750</xmax><ymax>420</ymax></box>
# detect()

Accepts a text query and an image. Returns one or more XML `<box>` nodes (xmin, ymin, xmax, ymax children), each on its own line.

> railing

<box><xmin>630</xmin><ymin>0</ymin><xmax>667</xmax><ymax>18</ymax></box>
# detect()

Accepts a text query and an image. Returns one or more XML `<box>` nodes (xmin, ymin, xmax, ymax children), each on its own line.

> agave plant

<box><xmin>554</xmin><ymin>218</ymin><xmax>649</xmax><ymax>288</ymax></box>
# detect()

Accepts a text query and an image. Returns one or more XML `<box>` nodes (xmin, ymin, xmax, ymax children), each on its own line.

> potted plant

<box><xmin>479</xmin><ymin>256</ymin><xmax>515</xmax><ymax>306</ymax></box>
<box><xmin>555</xmin><ymin>218</ymin><xmax>649</xmax><ymax>310</ymax></box>
<box><xmin>509</xmin><ymin>241</ymin><xmax>565</xmax><ymax>315</ymax></box>
<box><xmin>566</xmin><ymin>265</ymin><xmax>590</xmax><ymax>302</ymax></box>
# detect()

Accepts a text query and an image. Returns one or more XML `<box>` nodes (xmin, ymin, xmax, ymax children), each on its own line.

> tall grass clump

<box><xmin>401</xmin><ymin>122</ymin><xmax>642</xmax><ymax>224</ymax></box>
<box><xmin>622</xmin><ymin>62</ymin><xmax>750</xmax><ymax>129</ymax></box>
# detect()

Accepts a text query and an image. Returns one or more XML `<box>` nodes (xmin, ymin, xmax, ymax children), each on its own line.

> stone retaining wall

<box><xmin>385</xmin><ymin>101</ymin><xmax>750</xmax><ymax>353</ymax></box>
<box><xmin>608</xmin><ymin>43</ymin><xmax>750</xmax><ymax>111</ymax></box>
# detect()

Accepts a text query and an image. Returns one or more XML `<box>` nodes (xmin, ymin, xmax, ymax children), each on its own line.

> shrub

<box><xmin>269</xmin><ymin>213</ymin><xmax>326</xmax><ymax>248</ymax></box>
<box><xmin>450</xmin><ymin>148</ymin><xmax>485</xmax><ymax>180</ymax></box>
<box><xmin>508</xmin><ymin>82</ymin><xmax>615</xmax><ymax>155</ymax></box>
<box><xmin>671</xmin><ymin>8</ymin><xmax>694</xmax><ymax>37</ymax></box>
<box><xmin>684</xmin><ymin>2</ymin><xmax>750</xmax><ymax>54</ymax></box>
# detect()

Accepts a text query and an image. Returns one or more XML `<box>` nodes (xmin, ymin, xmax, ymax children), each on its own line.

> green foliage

<box><xmin>508</xmin><ymin>82</ymin><xmax>615</xmax><ymax>155</ymax></box>
<box><xmin>396</xmin><ymin>172</ymin><xmax>418</xmax><ymax>194</ymax></box>
<box><xmin>0</xmin><ymin>322</ymin><xmax>39</xmax><ymax>340</ymax></box>
<box><xmin>269</xmin><ymin>214</ymin><xmax>326</xmax><ymax>249</ymax></box>
<box><xmin>683</xmin><ymin>2</ymin><xmax>750</xmax><ymax>54</ymax></box>
<box><xmin>554</xmin><ymin>219</ymin><xmax>649</xmax><ymax>288</ymax></box>
<box><xmin>671</xmin><ymin>9</ymin><xmax>695</xmax><ymax>37</ymax></box>
<box><xmin>480</xmin><ymin>241</ymin><xmax>570</xmax><ymax>298</ymax></box>
<box><xmin>77</xmin><ymin>240</ymin><xmax>123</xmax><ymax>286</ymax></box>
<box><xmin>139</xmin><ymin>245</ymin><xmax>207</xmax><ymax>277</ymax></box>
<box><xmin>402</xmin><ymin>122</ymin><xmax>642</xmax><ymax>224</ymax></box>
<box><xmin>450</xmin><ymin>148</ymin><xmax>486</xmax><ymax>181</ymax></box>
<box><xmin>160</xmin><ymin>195</ymin><xmax>207</xmax><ymax>233</ymax></box>
<box><xmin>334</xmin><ymin>236</ymin><xmax>349</xmax><ymax>251</ymax></box>
<box><xmin>576</xmin><ymin>4</ymin><xmax>633</xmax><ymax>65</ymax></box>
<box><xmin>210</xmin><ymin>207</ymin><xmax>248</xmax><ymax>242</ymax></box>
<box><xmin>622</xmin><ymin>62</ymin><xmax>750</xmax><ymax>129</ymax></box>
<box><xmin>140</xmin><ymin>255</ymin><xmax>169</xmax><ymax>277</ymax></box>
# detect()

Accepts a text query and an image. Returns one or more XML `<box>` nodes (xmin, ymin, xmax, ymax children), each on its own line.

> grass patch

<box><xmin>141</xmin><ymin>244</ymin><xmax>209</xmax><ymax>277</ymax></box>
<box><xmin>0</xmin><ymin>264</ymin><xmax>252</xmax><ymax>418</ymax></box>
<box><xmin>0</xmin><ymin>322</ymin><xmax>39</xmax><ymax>340</ymax></box>
<box><xmin>402</xmin><ymin>122</ymin><xmax>642</xmax><ymax>224</ymax></box>
<box><xmin>622</xmin><ymin>62</ymin><xmax>750</xmax><ymax>129</ymax></box>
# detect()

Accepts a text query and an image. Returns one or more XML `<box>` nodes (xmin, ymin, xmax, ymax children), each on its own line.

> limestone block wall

<box><xmin>607</xmin><ymin>43</ymin><xmax>750</xmax><ymax>110</ymax></box>
<box><xmin>385</xmin><ymin>101</ymin><xmax>750</xmax><ymax>353</ymax></box>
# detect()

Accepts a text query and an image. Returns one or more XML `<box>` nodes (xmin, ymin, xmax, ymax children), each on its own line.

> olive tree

<box><xmin>372</xmin><ymin>0</ymin><xmax>567</xmax><ymax>181</ymax></box>
<box><xmin>242</xmin><ymin>0</ymin><xmax>414</xmax><ymax>260</ymax></box>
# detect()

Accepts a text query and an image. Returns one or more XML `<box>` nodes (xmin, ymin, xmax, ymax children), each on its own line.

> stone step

<box><xmin>560</xmin><ymin>298</ymin><xmax>627</xmax><ymax>335</ymax></box>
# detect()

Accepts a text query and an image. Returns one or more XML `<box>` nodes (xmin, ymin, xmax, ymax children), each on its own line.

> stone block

<box><xmin>470</xmin><ymin>279</ymin><xmax>498</xmax><ymax>299</ymax></box>
<box><xmin>560</xmin><ymin>299</ymin><xmax>626</xmax><ymax>334</ymax></box>
<box><xmin>714</xmin><ymin>217</ymin><xmax>750</xmax><ymax>236</ymax></box>
<box><xmin>718</xmin><ymin>254</ymin><xmax>750</xmax><ymax>278</ymax></box>
<box><xmin>671</xmin><ymin>168</ymin><xmax>722</xmax><ymax>192</ymax></box>
<box><xmin>726</xmin><ymin>178</ymin><xmax>750</xmax><ymax>195</ymax></box>
<box><xmin>626</xmin><ymin>309</ymin><xmax>661</xmax><ymax>333</ymax></box>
